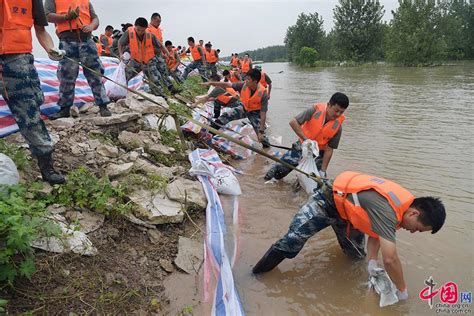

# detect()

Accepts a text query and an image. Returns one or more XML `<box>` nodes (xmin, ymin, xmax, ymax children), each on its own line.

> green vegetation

<box><xmin>284</xmin><ymin>0</ymin><xmax>474</xmax><ymax>67</ymax></box>
<box><xmin>51</xmin><ymin>167</ymin><xmax>132</xmax><ymax>217</ymax></box>
<box><xmin>238</xmin><ymin>45</ymin><xmax>288</xmax><ymax>63</ymax></box>
<box><xmin>0</xmin><ymin>139</ymin><xmax>30</xmax><ymax>170</ymax></box>
<box><xmin>0</xmin><ymin>184</ymin><xmax>61</xmax><ymax>284</ymax></box>
<box><xmin>179</xmin><ymin>76</ymin><xmax>208</xmax><ymax>101</ymax></box>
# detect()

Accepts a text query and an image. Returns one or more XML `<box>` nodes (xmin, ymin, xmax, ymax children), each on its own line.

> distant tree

<box><xmin>284</xmin><ymin>12</ymin><xmax>327</xmax><ymax>61</ymax></box>
<box><xmin>239</xmin><ymin>45</ymin><xmax>288</xmax><ymax>62</ymax></box>
<box><xmin>333</xmin><ymin>0</ymin><xmax>385</xmax><ymax>62</ymax></box>
<box><xmin>385</xmin><ymin>0</ymin><xmax>447</xmax><ymax>65</ymax></box>
<box><xmin>295</xmin><ymin>47</ymin><xmax>319</xmax><ymax>66</ymax></box>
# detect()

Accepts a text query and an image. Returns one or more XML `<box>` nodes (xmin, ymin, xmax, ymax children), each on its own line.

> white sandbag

<box><xmin>105</xmin><ymin>60</ymin><xmax>127</xmax><ymax>99</ymax></box>
<box><xmin>0</xmin><ymin>153</ymin><xmax>20</xmax><ymax>185</ymax></box>
<box><xmin>369</xmin><ymin>267</ymin><xmax>399</xmax><ymax>307</ymax></box>
<box><xmin>296</xmin><ymin>140</ymin><xmax>320</xmax><ymax>194</ymax></box>
<box><xmin>189</xmin><ymin>160</ymin><xmax>241</xmax><ymax>196</ymax></box>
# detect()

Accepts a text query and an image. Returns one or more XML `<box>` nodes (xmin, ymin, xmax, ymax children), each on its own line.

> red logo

<box><xmin>419</xmin><ymin>277</ymin><xmax>459</xmax><ymax>309</ymax></box>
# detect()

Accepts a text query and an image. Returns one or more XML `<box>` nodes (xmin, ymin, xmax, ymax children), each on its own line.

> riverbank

<box><xmin>0</xmin><ymin>77</ymin><xmax>210</xmax><ymax>314</ymax></box>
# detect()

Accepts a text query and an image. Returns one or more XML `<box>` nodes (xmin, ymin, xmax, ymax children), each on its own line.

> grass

<box><xmin>179</xmin><ymin>76</ymin><xmax>208</xmax><ymax>101</ymax></box>
<box><xmin>0</xmin><ymin>139</ymin><xmax>30</xmax><ymax>170</ymax></box>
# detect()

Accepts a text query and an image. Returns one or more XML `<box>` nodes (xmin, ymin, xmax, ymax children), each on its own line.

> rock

<box><xmin>50</xmin><ymin>133</ymin><xmax>60</xmax><ymax>146</ymax></box>
<box><xmin>166</xmin><ymin>178</ymin><xmax>206</xmax><ymax>209</ymax></box>
<box><xmin>129</xmin><ymin>190</ymin><xmax>184</xmax><ymax>225</ymax></box>
<box><xmin>118</xmin><ymin>130</ymin><xmax>160</xmax><ymax>150</ymax></box>
<box><xmin>171</xmin><ymin>166</ymin><xmax>187</xmax><ymax>176</ymax></box>
<box><xmin>70</xmin><ymin>144</ymin><xmax>83</xmax><ymax>155</ymax></box>
<box><xmin>32</xmin><ymin>216</ymin><xmax>98</xmax><ymax>256</ymax></box>
<box><xmin>123</xmin><ymin>213</ymin><xmax>156</xmax><ymax>229</ymax></box>
<box><xmin>107</xmin><ymin>102</ymin><xmax>128</xmax><ymax>114</ymax></box>
<box><xmin>105</xmin><ymin>162</ymin><xmax>134</xmax><ymax>178</ymax></box>
<box><xmin>174</xmin><ymin>237</ymin><xmax>203</xmax><ymax>274</ymax></box>
<box><xmin>133</xmin><ymin>158</ymin><xmax>173</xmax><ymax>178</ymax></box>
<box><xmin>79</xmin><ymin>103</ymin><xmax>93</xmax><ymax>113</ymax></box>
<box><xmin>147</xmin><ymin>143</ymin><xmax>170</xmax><ymax>155</ymax></box>
<box><xmin>139</xmin><ymin>256</ymin><xmax>148</xmax><ymax>266</ymax></box>
<box><xmin>129</xmin><ymin>151</ymin><xmax>139</xmax><ymax>162</ymax></box>
<box><xmin>105</xmin><ymin>272</ymin><xmax>128</xmax><ymax>287</ymax></box>
<box><xmin>31</xmin><ymin>182</ymin><xmax>53</xmax><ymax>196</ymax></box>
<box><xmin>147</xmin><ymin>229</ymin><xmax>163</xmax><ymax>244</ymax></box>
<box><xmin>141</xmin><ymin>114</ymin><xmax>159</xmax><ymax>130</ymax></box>
<box><xmin>162</xmin><ymin>115</ymin><xmax>177</xmax><ymax>131</ymax></box>
<box><xmin>86</xmin><ymin>139</ymin><xmax>101</xmax><ymax>150</ymax></box>
<box><xmin>47</xmin><ymin>204</ymin><xmax>67</xmax><ymax>215</ymax></box>
<box><xmin>97</xmin><ymin>144</ymin><xmax>119</xmax><ymax>158</ymax></box>
<box><xmin>83</xmin><ymin>113</ymin><xmax>141</xmax><ymax>126</ymax></box>
<box><xmin>65</xmin><ymin>210</ymin><xmax>105</xmax><ymax>234</ymax></box>
<box><xmin>159</xmin><ymin>259</ymin><xmax>174</xmax><ymax>273</ymax></box>
<box><xmin>70</xmin><ymin>105</ymin><xmax>80</xmax><ymax>118</ymax></box>
<box><xmin>116</xmin><ymin>98</ymin><xmax>127</xmax><ymax>108</ymax></box>
<box><xmin>107</xmin><ymin>227</ymin><xmax>120</xmax><ymax>240</ymax></box>
<box><xmin>125</xmin><ymin>93</ymin><xmax>168</xmax><ymax>114</ymax></box>
<box><xmin>54</xmin><ymin>117</ymin><xmax>76</xmax><ymax>128</ymax></box>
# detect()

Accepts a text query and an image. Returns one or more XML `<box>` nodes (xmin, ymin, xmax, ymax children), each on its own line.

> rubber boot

<box><xmin>99</xmin><ymin>104</ymin><xmax>112</xmax><ymax>117</ymax></box>
<box><xmin>252</xmin><ymin>246</ymin><xmax>286</xmax><ymax>274</ymax></box>
<box><xmin>37</xmin><ymin>153</ymin><xmax>66</xmax><ymax>185</ymax></box>
<box><xmin>49</xmin><ymin>107</ymin><xmax>70</xmax><ymax>120</ymax></box>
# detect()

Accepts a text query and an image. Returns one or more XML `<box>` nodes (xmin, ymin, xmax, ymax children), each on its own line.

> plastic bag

<box><xmin>105</xmin><ymin>61</ymin><xmax>127</xmax><ymax>99</ymax></box>
<box><xmin>189</xmin><ymin>160</ymin><xmax>242</xmax><ymax>196</ymax></box>
<box><xmin>0</xmin><ymin>153</ymin><xmax>20</xmax><ymax>186</ymax></box>
<box><xmin>369</xmin><ymin>267</ymin><xmax>399</xmax><ymax>307</ymax></box>
<box><xmin>296</xmin><ymin>140</ymin><xmax>320</xmax><ymax>194</ymax></box>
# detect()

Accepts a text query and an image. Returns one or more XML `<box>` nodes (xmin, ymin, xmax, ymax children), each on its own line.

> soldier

<box><xmin>182</xmin><ymin>37</ymin><xmax>207</xmax><ymax>81</ymax></box>
<box><xmin>0</xmin><ymin>0</ymin><xmax>65</xmax><ymax>184</ymax></box>
<box><xmin>165</xmin><ymin>40</ymin><xmax>183</xmax><ymax>84</ymax></box>
<box><xmin>99</xmin><ymin>25</ymin><xmax>114</xmax><ymax>57</ymax></box>
<box><xmin>45</xmin><ymin>0</ymin><xmax>111</xmax><ymax>119</ymax></box>
<box><xmin>204</xmin><ymin>43</ymin><xmax>219</xmax><ymax>77</ymax></box>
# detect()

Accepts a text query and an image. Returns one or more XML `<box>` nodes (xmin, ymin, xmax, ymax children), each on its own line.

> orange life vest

<box><xmin>95</xmin><ymin>41</ymin><xmax>102</xmax><ymax>55</ymax></box>
<box><xmin>241</xmin><ymin>59</ymin><xmax>251</xmax><ymax>73</ymax></box>
<box><xmin>128</xmin><ymin>27</ymin><xmax>155</xmax><ymax>64</ymax></box>
<box><xmin>230</xmin><ymin>56</ymin><xmax>239</xmax><ymax>67</ymax></box>
<box><xmin>240</xmin><ymin>83</ymin><xmax>266</xmax><ymax>112</ymax></box>
<box><xmin>189</xmin><ymin>45</ymin><xmax>202</xmax><ymax>61</ymax></box>
<box><xmin>205</xmin><ymin>49</ymin><xmax>218</xmax><ymax>63</ymax></box>
<box><xmin>300</xmin><ymin>103</ymin><xmax>345</xmax><ymax>150</ymax></box>
<box><xmin>166</xmin><ymin>51</ymin><xmax>178</xmax><ymax>71</ymax></box>
<box><xmin>54</xmin><ymin>0</ymin><xmax>91</xmax><ymax>34</ymax></box>
<box><xmin>216</xmin><ymin>87</ymin><xmax>239</xmax><ymax>105</ymax></box>
<box><xmin>229</xmin><ymin>70</ymin><xmax>240</xmax><ymax>83</ymax></box>
<box><xmin>0</xmin><ymin>0</ymin><xmax>33</xmax><ymax>54</ymax></box>
<box><xmin>99</xmin><ymin>34</ymin><xmax>112</xmax><ymax>55</ymax></box>
<box><xmin>333</xmin><ymin>171</ymin><xmax>414</xmax><ymax>238</ymax></box>
<box><xmin>147</xmin><ymin>25</ymin><xmax>163</xmax><ymax>43</ymax></box>
<box><xmin>259</xmin><ymin>69</ymin><xmax>267</xmax><ymax>88</ymax></box>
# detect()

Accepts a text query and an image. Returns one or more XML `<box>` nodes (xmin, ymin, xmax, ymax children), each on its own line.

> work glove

<box><xmin>367</xmin><ymin>259</ymin><xmax>379</xmax><ymax>276</ymax></box>
<box><xmin>48</xmin><ymin>48</ymin><xmax>66</xmax><ymax>61</ymax></box>
<box><xmin>319</xmin><ymin>170</ymin><xmax>327</xmax><ymax>178</ymax></box>
<box><xmin>396</xmin><ymin>289</ymin><xmax>409</xmax><ymax>301</ymax></box>
<box><xmin>64</xmin><ymin>6</ymin><xmax>80</xmax><ymax>21</ymax></box>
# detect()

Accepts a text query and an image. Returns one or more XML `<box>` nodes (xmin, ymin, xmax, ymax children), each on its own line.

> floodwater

<box><xmin>166</xmin><ymin>62</ymin><xmax>474</xmax><ymax>315</ymax></box>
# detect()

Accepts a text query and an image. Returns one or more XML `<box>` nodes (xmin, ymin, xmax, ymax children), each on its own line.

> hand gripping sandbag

<box><xmin>0</xmin><ymin>153</ymin><xmax>20</xmax><ymax>185</ymax></box>
<box><xmin>105</xmin><ymin>61</ymin><xmax>128</xmax><ymax>99</ymax></box>
<box><xmin>296</xmin><ymin>139</ymin><xmax>320</xmax><ymax>194</ymax></box>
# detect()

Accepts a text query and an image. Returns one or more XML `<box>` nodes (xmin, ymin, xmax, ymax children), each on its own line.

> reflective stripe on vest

<box><xmin>332</xmin><ymin>171</ymin><xmax>414</xmax><ymax>238</ymax></box>
<box><xmin>300</xmin><ymin>103</ymin><xmax>345</xmax><ymax>150</ymax></box>
<box><xmin>190</xmin><ymin>46</ymin><xmax>202</xmax><ymax>61</ymax></box>
<box><xmin>0</xmin><ymin>0</ymin><xmax>33</xmax><ymax>54</ymax></box>
<box><xmin>216</xmin><ymin>87</ymin><xmax>239</xmax><ymax>105</ymax></box>
<box><xmin>205</xmin><ymin>49</ymin><xmax>218</xmax><ymax>63</ymax></box>
<box><xmin>241</xmin><ymin>59</ymin><xmax>250</xmax><ymax>73</ymax></box>
<box><xmin>129</xmin><ymin>27</ymin><xmax>155</xmax><ymax>64</ymax></box>
<box><xmin>100</xmin><ymin>34</ymin><xmax>112</xmax><ymax>55</ymax></box>
<box><xmin>55</xmin><ymin>0</ymin><xmax>91</xmax><ymax>34</ymax></box>
<box><xmin>240</xmin><ymin>83</ymin><xmax>265</xmax><ymax>112</ymax></box>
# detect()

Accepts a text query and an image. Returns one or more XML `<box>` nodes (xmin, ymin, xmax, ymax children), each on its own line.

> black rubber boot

<box><xmin>49</xmin><ymin>107</ymin><xmax>70</xmax><ymax>120</ymax></box>
<box><xmin>37</xmin><ymin>153</ymin><xmax>66</xmax><ymax>185</ymax></box>
<box><xmin>99</xmin><ymin>104</ymin><xmax>112</xmax><ymax>117</ymax></box>
<box><xmin>252</xmin><ymin>246</ymin><xmax>286</xmax><ymax>274</ymax></box>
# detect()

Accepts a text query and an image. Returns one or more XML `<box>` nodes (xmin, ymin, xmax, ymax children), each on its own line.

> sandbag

<box><xmin>296</xmin><ymin>140</ymin><xmax>320</xmax><ymax>194</ymax></box>
<box><xmin>189</xmin><ymin>160</ymin><xmax>241</xmax><ymax>196</ymax></box>
<box><xmin>105</xmin><ymin>61</ymin><xmax>127</xmax><ymax>99</ymax></box>
<box><xmin>0</xmin><ymin>153</ymin><xmax>20</xmax><ymax>186</ymax></box>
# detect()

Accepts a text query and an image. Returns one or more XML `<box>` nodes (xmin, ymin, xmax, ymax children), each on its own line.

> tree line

<box><xmin>285</xmin><ymin>0</ymin><xmax>474</xmax><ymax>66</ymax></box>
<box><xmin>236</xmin><ymin>45</ymin><xmax>288</xmax><ymax>63</ymax></box>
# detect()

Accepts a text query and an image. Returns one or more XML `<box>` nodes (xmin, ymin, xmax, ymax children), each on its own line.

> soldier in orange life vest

<box><xmin>118</xmin><ymin>18</ymin><xmax>179</xmax><ymax>96</ymax></box>
<box><xmin>99</xmin><ymin>25</ymin><xmax>114</xmax><ymax>57</ymax></box>
<box><xmin>182</xmin><ymin>36</ymin><xmax>208</xmax><ymax>81</ymax></box>
<box><xmin>204</xmin><ymin>43</ymin><xmax>219</xmax><ymax>77</ymax></box>
<box><xmin>45</xmin><ymin>0</ymin><xmax>112</xmax><ymax>118</ymax></box>
<box><xmin>230</xmin><ymin>53</ymin><xmax>240</xmax><ymax>68</ymax></box>
<box><xmin>165</xmin><ymin>40</ymin><xmax>183</xmax><ymax>84</ymax></box>
<box><xmin>202</xmin><ymin>68</ymin><xmax>270</xmax><ymax>147</ymax></box>
<box><xmin>253</xmin><ymin>172</ymin><xmax>446</xmax><ymax>303</ymax></box>
<box><xmin>0</xmin><ymin>0</ymin><xmax>65</xmax><ymax>184</ymax></box>
<box><xmin>264</xmin><ymin>92</ymin><xmax>348</xmax><ymax>181</ymax></box>
<box><xmin>222</xmin><ymin>69</ymin><xmax>241</xmax><ymax>83</ymax></box>
<box><xmin>239</xmin><ymin>53</ymin><xmax>252</xmax><ymax>79</ymax></box>
<box><xmin>254</xmin><ymin>65</ymin><xmax>272</xmax><ymax>99</ymax></box>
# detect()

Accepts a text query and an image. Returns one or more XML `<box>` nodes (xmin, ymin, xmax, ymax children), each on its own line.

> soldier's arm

<box><xmin>320</xmin><ymin>148</ymin><xmax>333</xmax><ymax>173</ymax></box>
<box><xmin>289</xmin><ymin>118</ymin><xmax>308</xmax><ymax>141</ymax></box>
<box><xmin>380</xmin><ymin>237</ymin><xmax>407</xmax><ymax>292</ymax></box>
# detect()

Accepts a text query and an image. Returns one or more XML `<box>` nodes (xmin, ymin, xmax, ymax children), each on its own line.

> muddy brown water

<box><xmin>166</xmin><ymin>62</ymin><xmax>474</xmax><ymax>315</ymax></box>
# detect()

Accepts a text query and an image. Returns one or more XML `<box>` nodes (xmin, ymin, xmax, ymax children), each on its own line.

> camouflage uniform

<box><xmin>182</xmin><ymin>60</ymin><xmax>208</xmax><ymax>81</ymax></box>
<box><xmin>0</xmin><ymin>54</ymin><xmax>52</xmax><ymax>156</ymax></box>
<box><xmin>57</xmin><ymin>39</ymin><xmax>110</xmax><ymax>109</ymax></box>
<box><xmin>125</xmin><ymin>58</ymin><xmax>165</xmax><ymax>96</ymax></box>
<box><xmin>154</xmin><ymin>55</ymin><xmax>176</xmax><ymax>90</ymax></box>
<box><xmin>265</xmin><ymin>140</ymin><xmax>324</xmax><ymax>180</ymax></box>
<box><xmin>207</xmin><ymin>62</ymin><xmax>217</xmax><ymax>77</ymax></box>
<box><xmin>214</xmin><ymin>103</ymin><xmax>261</xmax><ymax>135</ymax></box>
<box><xmin>272</xmin><ymin>179</ymin><xmax>366</xmax><ymax>259</ymax></box>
